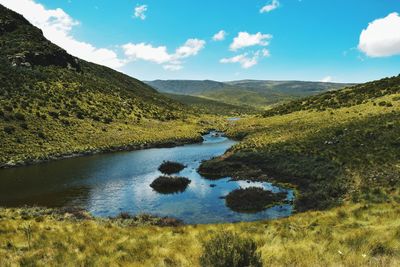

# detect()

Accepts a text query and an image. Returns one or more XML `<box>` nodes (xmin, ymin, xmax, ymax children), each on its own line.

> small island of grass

<box><xmin>150</xmin><ymin>176</ymin><xmax>191</xmax><ymax>194</ymax></box>
<box><xmin>158</xmin><ymin>161</ymin><xmax>186</xmax><ymax>175</ymax></box>
<box><xmin>226</xmin><ymin>187</ymin><xmax>287</xmax><ymax>213</ymax></box>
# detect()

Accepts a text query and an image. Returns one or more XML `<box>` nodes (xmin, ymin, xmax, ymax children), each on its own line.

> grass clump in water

<box><xmin>200</xmin><ymin>231</ymin><xmax>262</xmax><ymax>267</ymax></box>
<box><xmin>150</xmin><ymin>175</ymin><xmax>191</xmax><ymax>194</ymax></box>
<box><xmin>158</xmin><ymin>161</ymin><xmax>186</xmax><ymax>175</ymax></box>
<box><xmin>226</xmin><ymin>187</ymin><xmax>287</xmax><ymax>213</ymax></box>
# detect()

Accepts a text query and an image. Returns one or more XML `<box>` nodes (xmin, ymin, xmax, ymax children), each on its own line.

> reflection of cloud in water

<box><xmin>131</xmin><ymin>171</ymin><xmax>161</xmax><ymax>205</ymax></box>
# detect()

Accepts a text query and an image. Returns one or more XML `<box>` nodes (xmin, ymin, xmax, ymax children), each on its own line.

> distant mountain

<box><xmin>146</xmin><ymin>79</ymin><xmax>355</xmax><ymax>108</ymax></box>
<box><xmin>163</xmin><ymin>93</ymin><xmax>256</xmax><ymax>116</ymax></box>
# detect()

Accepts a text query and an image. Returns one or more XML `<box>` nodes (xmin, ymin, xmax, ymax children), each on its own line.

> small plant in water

<box><xmin>200</xmin><ymin>231</ymin><xmax>262</xmax><ymax>267</ymax></box>
<box><xmin>150</xmin><ymin>176</ymin><xmax>191</xmax><ymax>194</ymax></box>
<box><xmin>158</xmin><ymin>161</ymin><xmax>186</xmax><ymax>175</ymax></box>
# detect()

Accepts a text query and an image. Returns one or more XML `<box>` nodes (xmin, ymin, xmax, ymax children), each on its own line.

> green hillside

<box><xmin>0</xmin><ymin>5</ymin><xmax>207</xmax><ymax>167</ymax></box>
<box><xmin>147</xmin><ymin>79</ymin><xmax>353</xmax><ymax>108</ymax></box>
<box><xmin>265</xmin><ymin>75</ymin><xmax>400</xmax><ymax>116</ymax></box>
<box><xmin>163</xmin><ymin>93</ymin><xmax>256</xmax><ymax>115</ymax></box>
<box><xmin>199</xmin><ymin>75</ymin><xmax>400</xmax><ymax>212</ymax></box>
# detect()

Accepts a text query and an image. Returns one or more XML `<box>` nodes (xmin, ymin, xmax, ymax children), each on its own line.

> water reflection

<box><xmin>0</xmin><ymin>132</ymin><xmax>293</xmax><ymax>224</ymax></box>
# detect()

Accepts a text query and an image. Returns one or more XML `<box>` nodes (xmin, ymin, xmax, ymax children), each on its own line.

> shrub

<box><xmin>103</xmin><ymin>117</ymin><xmax>113</xmax><ymax>124</ymax></box>
<box><xmin>76</xmin><ymin>112</ymin><xmax>84</xmax><ymax>119</ymax></box>
<box><xmin>19</xmin><ymin>123</ymin><xmax>28</xmax><ymax>129</ymax></box>
<box><xmin>158</xmin><ymin>161</ymin><xmax>186</xmax><ymax>175</ymax></box>
<box><xmin>48</xmin><ymin>111</ymin><xmax>59</xmax><ymax>119</ymax></box>
<box><xmin>59</xmin><ymin>110</ymin><xmax>69</xmax><ymax>117</ymax></box>
<box><xmin>4</xmin><ymin>126</ymin><xmax>15</xmax><ymax>134</ymax></box>
<box><xmin>14</xmin><ymin>112</ymin><xmax>25</xmax><ymax>121</ymax></box>
<box><xmin>200</xmin><ymin>231</ymin><xmax>262</xmax><ymax>267</ymax></box>
<box><xmin>150</xmin><ymin>176</ymin><xmax>191</xmax><ymax>194</ymax></box>
<box><xmin>37</xmin><ymin>131</ymin><xmax>46</xmax><ymax>139</ymax></box>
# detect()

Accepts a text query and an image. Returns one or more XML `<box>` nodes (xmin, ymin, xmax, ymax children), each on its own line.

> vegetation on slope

<box><xmin>163</xmin><ymin>93</ymin><xmax>256</xmax><ymax>115</ymax></box>
<box><xmin>1</xmin><ymin>203</ymin><xmax>399</xmax><ymax>266</ymax></box>
<box><xmin>199</xmin><ymin>76</ymin><xmax>400</xmax><ymax>212</ymax></box>
<box><xmin>148</xmin><ymin>79</ymin><xmax>353</xmax><ymax>108</ymax></box>
<box><xmin>0</xmin><ymin>5</ymin><xmax>212</xmax><ymax>167</ymax></box>
<box><xmin>264</xmin><ymin>75</ymin><xmax>400</xmax><ymax>116</ymax></box>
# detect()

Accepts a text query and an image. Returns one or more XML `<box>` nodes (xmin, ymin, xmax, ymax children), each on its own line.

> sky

<box><xmin>1</xmin><ymin>0</ymin><xmax>400</xmax><ymax>83</ymax></box>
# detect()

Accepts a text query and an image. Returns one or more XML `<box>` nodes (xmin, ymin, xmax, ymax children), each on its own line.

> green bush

<box><xmin>200</xmin><ymin>232</ymin><xmax>262</xmax><ymax>267</ymax></box>
<box><xmin>4</xmin><ymin>125</ymin><xmax>15</xmax><ymax>134</ymax></box>
<box><xmin>14</xmin><ymin>112</ymin><xmax>25</xmax><ymax>120</ymax></box>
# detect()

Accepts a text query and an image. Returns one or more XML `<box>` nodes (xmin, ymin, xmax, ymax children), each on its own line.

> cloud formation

<box><xmin>260</xmin><ymin>0</ymin><xmax>280</xmax><ymax>13</ymax></box>
<box><xmin>230</xmin><ymin>32</ymin><xmax>272</xmax><ymax>51</ymax></box>
<box><xmin>358</xmin><ymin>12</ymin><xmax>400</xmax><ymax>57</ymax></box>
<box><xmin>220</xmin><ymin>49</ymin><xmax>270</xmax><ymax>69</ymax></box>
<box><xmin>122</xmin><ymin>39</ymin><xmax>205</xmax><ymax>70</ymax></box>
<box><xmin>213</xmin><ymin>30</ymin><xmax>226</xmax><ymax>41</ymax></box>
<box><xmin>134</xmin><ymin>5</ymin><xmax>147</xmax><ymax>20</ymax></box>
<box><xmin>0</xmin><ymin>0</ymin><xmax>125</xmax><ymax>69</ymax></box>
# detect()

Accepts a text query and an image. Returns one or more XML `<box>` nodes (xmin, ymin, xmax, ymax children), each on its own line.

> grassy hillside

<box><xmin>147</xmin><ymin>79</ymin><xmax>353</xmax><ymax>108</ymax></box>
<box><xmin>264</xmin><ymin>75</ymin><xmax>400</xmax><ymax>116</ymax></box>
<box><xmin>199</xmin><ymin>75</ymin><xmax>400</xmax><ymax>212</ymax></box>
<box><xmin>163</xmin><ymin>93</ymin><xmax>256</xmax><ymax>115</ymax></box>
<box><xmin>0</xmin><ymin>5</ymin><xmax>211</xmax><ymax>167</ymax></box>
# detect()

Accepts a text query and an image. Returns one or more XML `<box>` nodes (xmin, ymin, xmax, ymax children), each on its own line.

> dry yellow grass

<box><xmin>0</xmin><ymin>202</ymin><xmax>399</xmax><ymax>266</ymax></box>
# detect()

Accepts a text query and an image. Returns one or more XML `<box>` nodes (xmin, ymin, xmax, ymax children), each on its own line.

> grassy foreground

<box><xmin>0</xmin><ymin>203</ymin><xmax>399</xmax><ymax>266</ymax></box>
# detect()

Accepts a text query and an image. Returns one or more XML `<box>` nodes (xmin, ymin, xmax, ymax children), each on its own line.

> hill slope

<box><xmin>0</xmin><ymin>5</ymin><xmax>206</xmax><ymax>167</ymax></box>
<box><xmin>163</xmin><ymin>93</ymin><xmax>256</xmax><ymax>115</ymax></box>
<box><xmin>147</xmin><ymin>79</ymin><xmax>354</xmax><ymax>108</ymax></box>
<box><xmin>199</xmin><ymin>75</ymin><xmax>400</xmax><ymax>212</ymax></box>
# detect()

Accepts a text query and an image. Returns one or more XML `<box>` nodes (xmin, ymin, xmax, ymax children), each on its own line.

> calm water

<box><xmin>0</xmin><ymin>132</ymin><xmax>293</xmax><ymax>224</ymax></box>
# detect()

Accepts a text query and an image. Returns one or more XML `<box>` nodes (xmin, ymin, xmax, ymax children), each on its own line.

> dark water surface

<box><xmin>0</xmin><ymin>132</ymin><xmax>293</xmax><ymax>224</ymax></box>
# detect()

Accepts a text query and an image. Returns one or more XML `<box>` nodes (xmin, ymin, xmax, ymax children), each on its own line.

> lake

<box><xmin>0</xmin><ymin>132</ymin><xmax>293</xmax><ymax>224</ymax></box>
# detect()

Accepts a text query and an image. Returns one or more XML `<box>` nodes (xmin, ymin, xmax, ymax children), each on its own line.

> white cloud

<box><xmin>213</xmin><ymin>30</ymin><xmax>226</xmax><ymax>41</ymax></box>
<box><xmin>0</xmin><ymin>0</ymin><xmax>125</xmax><ymax>69</ymax></box>
<box><xmin>122</xmin><ymin>39</ymin><xmax>205</xmax><ymax>71</ymax></box>
<box><xmin>261</xmin><ymin>48</ymin><xmax>271</xmax><ymax>57</ymax></box>
<box><xmin>134</xmin><ymin>5</ymin><xmax>147</xmax><ymax>20</ymax></box>
<box><xmin>230</xmin><ymin>32</ymin><xmax>272</xmax><ymax>51</ymax></box>
<box><xmin>260</xmin><ymin>0</ymin><xmax>280</xmax><ymax>13</ymax></box>
<box><xmin>220</xmin><ymin>49</ymin><xmax>270</xmax><ymax>69</ymax></box>
<box><xmin>175</xmin><ymin>39</ymin><xmax>206</xmax><ymax>58</ymax></box>
<box><xmin>220</xmin><ymin>54</ymin><xmax>258</xmax><ymax>69</ymax></box>
<box><xmin>358</xmin><ymin>12</ymin><xmax>400</xmax><ymax>57</ymax></box>
<box><xmin>320</xmin><ymin>76</ymin><xmax>333</xmax><ymax>83</ymax></box>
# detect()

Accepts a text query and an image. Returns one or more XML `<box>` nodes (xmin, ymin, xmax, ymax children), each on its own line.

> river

<box><xmin>0</xmin><ymin>131</ymin><xmax>293</xmax><ymax>224</ymax></box>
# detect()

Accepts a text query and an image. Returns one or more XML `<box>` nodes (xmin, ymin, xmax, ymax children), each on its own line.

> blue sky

<box><xmin>2</xmin><ymin>0</ymin><xmax>400</xmax><ymax>82</ymax></box>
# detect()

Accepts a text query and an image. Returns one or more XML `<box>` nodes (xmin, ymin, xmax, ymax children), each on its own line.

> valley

<box><xmin>0</xmin><ymin>3</ymin><xmax>399</xmax><ymax>267</ymax></box>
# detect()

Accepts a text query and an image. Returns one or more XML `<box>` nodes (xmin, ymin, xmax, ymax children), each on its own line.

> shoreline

<box><xmin>0</xmin><ymin>135</ymin><xmax>205</xmax><ymax>169</ymax></box>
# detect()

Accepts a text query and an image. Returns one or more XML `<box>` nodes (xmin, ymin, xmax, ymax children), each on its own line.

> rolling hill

<box><xmin>163</xmin><ymin>93</ymin><xmax>256</xmax><ymax>115</ymax></box>
<box><xmin>147</xmin><ymin>79</ymin><xmax>355</xmax><ymax>108</ymax></box>
<box><xmin>0</xmin><ymin>4</ymin><xmax>206</xmax><ymax>167</ymax></box>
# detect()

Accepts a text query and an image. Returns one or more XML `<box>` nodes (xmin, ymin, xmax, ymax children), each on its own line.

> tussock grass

<box><xmin>0</xmin><ymin>203</ymin><xmax>399</xmax><ymax>266</ymax></box>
